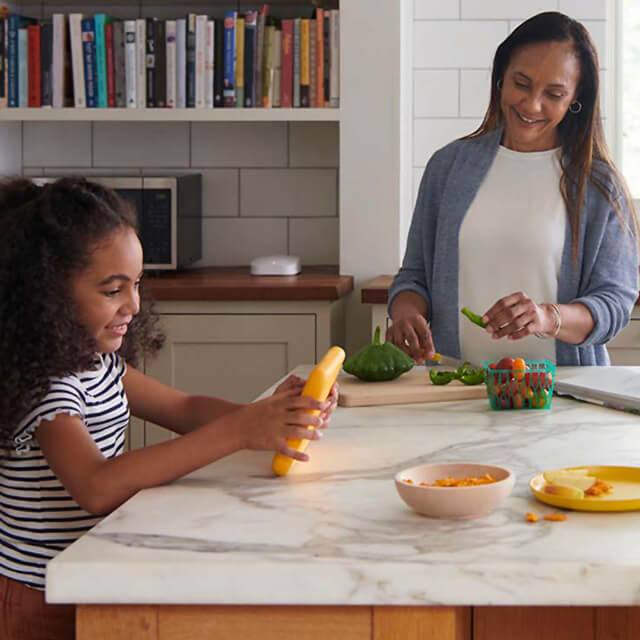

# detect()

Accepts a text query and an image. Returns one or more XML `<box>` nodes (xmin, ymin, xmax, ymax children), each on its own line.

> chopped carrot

<box><xmin>525</xmin><ymin>512</ymin><xmax>539</xmax><ymax>523</ymax></box>
<box><xmin>544</xmin><ymin>514</ymin><xmax>567</xmax><ymax>522</ymax></box>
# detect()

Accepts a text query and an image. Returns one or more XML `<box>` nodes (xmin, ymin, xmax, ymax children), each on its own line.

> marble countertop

<box><xmin>46</xmin><ymin>366</ymin><xmax>640</xmax><ymax>606</ymax></box>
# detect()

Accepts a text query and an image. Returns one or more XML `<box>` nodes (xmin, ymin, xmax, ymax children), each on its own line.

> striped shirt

<box><xmin>0</xmin><ymin>353</ymin><xmax>129</xmax><ymax>590</ymax></box>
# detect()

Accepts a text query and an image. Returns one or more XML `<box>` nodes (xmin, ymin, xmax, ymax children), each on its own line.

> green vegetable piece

<box><xmin>429</xmin><ymin>369</ymin><xmax>457</xmax><ymax>385</ymax></box>
<box><xmin>343</xmin><ymin>326</ymin><xmax>414</xmax><ymax>382</ymax></box>
<box><xmin>459</xmin><ymin>368</ymin><xmax>486</xmax><ymax>385</ymax></box>
<box><xmin>461</xmin><ymin>307</ymin><xmax>487</xmax><ymax>328</ymax></box>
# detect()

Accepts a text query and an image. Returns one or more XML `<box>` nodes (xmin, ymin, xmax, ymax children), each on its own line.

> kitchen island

<box><xmin>47</xmin><ymin>366</ymin><xmax>640</xmax><ymax>640</ymax></box>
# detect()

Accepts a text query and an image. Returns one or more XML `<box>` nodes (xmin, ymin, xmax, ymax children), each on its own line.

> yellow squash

<box><xmin>272</xmin><ymin>346</ymin><xmax>345</xmax><ymax>476</ymax></box>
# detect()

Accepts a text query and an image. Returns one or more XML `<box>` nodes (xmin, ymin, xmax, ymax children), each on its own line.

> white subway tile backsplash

<box><xmin>414</xmin><ymin>0</ymin><xmax>460</xmax><ymax>20</ymax></box>
<box><xmin>414</xmin><ymin>118</ymin><xmax>482</xmax><ymax>167</ymax></box>
<box><xmin>191</xmin><ymin>122</ymin><xmax>288</xmax><ymax>168</ymax></box>
<box><xmin>414</xmin><ymin>21</ymin><xmax>509</xmax><ymax>69</ymax></box>
<box><xmin>559</xmin><ymin>0</ymin><xmax>607</xmax><ymax>20</ymax></box>
<box><xmin>23</xmin><ymin>122</ymin><xmax>91</xmax><ymax>168</ymax></box>
<box><xmin>414</xmin><ymin>70</ymin><xmax>459</xmax><ymax>117</ymax></box>
<box><xmin>44</xmin><ymin>167</ymin><xmax>141</xmax><ymax>176</ymax></box>
<box><xmin>460</xmin><ymin>69</ymin><xmax>492</xmax><ymax>118</ymax></box>
<box><xmin>462</xmin><ymin>1</ymin><xmax>560</xmax><ymax>20</ymax></box>
<box><xmin>289</xmin><ymin>218</ymin><xmax>339</xmax><ymax>265</ymax></box>
<box><xmin>241</xmin><ymin>169</ymin><xmax>337</xmax><ymax>217</ymax></box>
<box><xmin>197</xmin><ymin>218</ymin><xmax>287</xmax><ymax>266</ymax></box>
<box><xmin>93</xmin><ymin>122</ymin><xmax>189</xmax><ymax>167</ymax></box>
<box><xmin>583</xmin><ymin>20</ymin><xmax>607</xmax><ymax>68</ymax></box>
<box><xmin>289</xmin><ymin>122</ymin><xmax>339</xmax><ymax>167</ymax></box>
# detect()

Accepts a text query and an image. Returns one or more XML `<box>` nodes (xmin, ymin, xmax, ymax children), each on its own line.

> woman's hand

<box><xmin>386</xmin><ymin>314</ymin><xmax>435</xmax><ymax>363</ymax></box>
<box><xmin>239</xmin><ymin>386</ymin><xmax>330</xmax><ymax>461</ymax></box>
<box><xmin>482</xmin><ymin>291</ymin><xmax>552</xmax><ymax>340</ymax></box>
<box><xmin>273</xmin><ymin>373</ymin><xmax>305</xmax><ymax>396</ymax></box>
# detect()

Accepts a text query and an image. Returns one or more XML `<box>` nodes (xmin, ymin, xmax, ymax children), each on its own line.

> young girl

<box><xmin>0</xmin><ymin>177</ymin><xmax>337</xmax><ymax>640</ymax></box>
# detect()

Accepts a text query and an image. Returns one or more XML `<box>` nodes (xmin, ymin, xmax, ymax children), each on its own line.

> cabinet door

<box><xmin>139</xmin><ymin>314</ymin><xmax>316</xmax><ymax>447</ymax></box>
<box><xmin>608</xmin><ymin>320</ymin><xmax>640</xmax><ymax>365</ymax></box>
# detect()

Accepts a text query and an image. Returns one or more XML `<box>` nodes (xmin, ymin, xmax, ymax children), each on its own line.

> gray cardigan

<box><xmin>388</xmin><ymin>129</ymin><xmax>639</xmax><ymax>365</ymax></box>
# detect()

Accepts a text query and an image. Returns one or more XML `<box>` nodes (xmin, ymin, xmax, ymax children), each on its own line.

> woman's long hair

<box><xmin>464</xmin><ymin>11</ymin><xmax>638</xmax><ymax>261</ymax></box>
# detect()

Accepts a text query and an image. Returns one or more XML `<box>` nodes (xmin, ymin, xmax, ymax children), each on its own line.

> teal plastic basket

<box><xmin>484</xmin><ymin>359</ymin><xmax>555</xmax><ymax>410</ymax></box>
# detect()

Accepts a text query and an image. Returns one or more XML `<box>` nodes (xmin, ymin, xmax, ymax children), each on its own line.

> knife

<box><xmin>428</xmin><ymin>352</ymin><xmax>484</xmax><ymax>371</ymax></box>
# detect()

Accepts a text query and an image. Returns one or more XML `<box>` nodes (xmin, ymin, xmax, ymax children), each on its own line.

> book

<box><xmin>329</xmin><ymin>10</ymin><xmax>339</xmax><ymax>107</ymax></box>
<box><xmin>41</xmin><ymin>22</ymin><xmax>53</xmax><ymax>107</ymax></box>
<box><xmin>135</xmin><ymin>18</ymin><xmax>145</xmax><ymax>107</ymax></box>
<box><xmin>18</xmin><ymin>28</ymin><xmax>27</xmax><ymax>107</ymax></box>
<box><xmin>300</xmin><ymin>19</ymin><xmax>309</xmax><ymax>108</ymax></box>
<box><xmin>309</xmin><ymin>19</ymin><xmax>316</xmax><ymax>108</ymax></box>
<box><xmin>113</xmin><ymin>20</ymin><xmax>126</xmax><ymax>107</ymax></box>
<box><xmin>186</xmin><ymin>14</ymin><xmax>195</xmax><ymax>108</ymax></box>
<box><xmin>0</xmin><ymin>15</ymin><xmax>5</xmax><ymax>108</ymax></box>
<box><xmin>8</xmin><ymin>14</ymin><xmax>37</xmax><ymax>108</ymax></box>
<box><xmin>255</xmin><ymin>5</ymin><xmax>268</xmax><ymax>108</ymax></box>
<box><xmin>81</xmin><ymin>18</ymin><xmax>96</xmax><ymax>107</ymax></box>
<box><xmin>194</xmin><ymin>14</ymin><xmax>207</xmax><ymax>108</ymax></box>
<box><xmin>175</xmin><ymin>18</ymin><xmax>186</xmax><ymax>108</ymax></box>
<box><xmin>213</xmin><ymin>18</ymin><xmax>224</xmax><ymax>107</ymax></box>
<box><xmin>124</xmin><ymin>19</ymin><xmax>136</xmax><ymax>107</ymax></box>
<box><xmin>154</xmin><ymin>19</ymin><xmax>165</xmax><ymax>107</ymax></box>
<box><xmin>243</xmin><ymin>10</ymin><xmax>256</xmax><ymax>108</ymax></box>
<box><xmin>105</xmin><ymin>21</ymin><xmax>115</xmax><ymax>107</ymax></box>
<box><xmin>27</xmin><ymin>24</ymin><xmax>40</xmax><ymax>107</ymax></box>
<box><xmin>323</xmin><ymin>11</ymin><xmax>330</xmax><ymax>106</ymax></box>
<box><xmin>235</xmin><ymin>16</ymin><xmax>244</xmax><ymax>108</ymax></box>
<box><xmin>94</xmin><ymin>14</ymin><xmax>114</xmax><ymax>108</ymax></box>
<box><xmin>280</xmin><ymin>19</ymin><xmax>293</xmax><ymax>108</ymax></box>
<box><xmin>166</xmin><ymin>20</ymin><xmax>176</xmax><ymax>108</ymax></box>
<box><xmin>205</xmin><ymin>19</ymin><xmax>213</xmax><ymax>108</ymax></box>
<box><xmin>52</xmin><ymin>14</ymin><xmax>71</xmax><ymax>108</ymax></box>
<box><xmin>145</xmin><ymin>17</ymin><xmax>155</xmax><ymax>107</ymax></box>
<box><xmin>261</xmin><ymin>20</ymin><xmax>274</xmax><ymax>108</ymax></box>
<box><xmin>272</xmin><ymin>27</ymin><xmax>281</xmax><ymax>108</ymax></box>
<box><xmin>315</xmin><ymin>9</ymin><xmax>324</xmax><ymax>108</ymax></box>
<box><xmin>223</xmin><ymin>11</ymin><xmax>235</xmax><ymax>107</ymax></box>
<box><xmin>293</xmin><ymin>18</ymin><xmax>300</xmax><ymax>108</ymax></box>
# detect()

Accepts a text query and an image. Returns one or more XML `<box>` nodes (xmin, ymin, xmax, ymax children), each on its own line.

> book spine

<box><xmin>135</xmin><ymin>18</ymin><xmax>146</xmax><ymax>107</ymax></box>
<box><xmin>195</xmin><ymin>14</ymin><xmax>206</xmax><ymax>108</ymax></box>
<box><xmin>205</xmin><ymin>19</ymin><xmax>213</xmax><ymax>108</ymax></box>
<box><xmin>280</xmin><ymin>20</ymin><xmax>292</xmax><ymax>109</ymax></box>
<box><xmin>323</xmin><ymin>12</ymin><xmax>330</xmax><ymax>106</ymax></box>
<box><xmin>261</xmin><ymin>23</ymin><xmax>273</xmax><ymax>108</ymax></box>
<box><xmin>68</xmin><ymin>14</ymin><xmax>85</xmax><ymax>107</ymax></box>
<box><xmin>272</xmin><ymin>28</ymin><xmax>281</xmax><ymax>108</ymax></box>
<box><xmin>213</xmin><ymin>18</ymin><xmax>224</xmax><ymax>107</ymax></box>
<box><xmin>0</xmin><ymin>17</ymin><xmax>5</xmax><ymax>107</ymax></box>
<box><xmin>186</xmin><ymin>14</ymin><xmax>196</xmax><ymax>108</ymax></box>
<box><xmin>255</xmin><ymin>6</ymin><xmax>267</xmax><ymax>108</ymax></box>
<box><xmin>94</xmin><ymin>14</ymin><xmax>107</xmax><ymax>107</ymax></box>
<box><xmin>124</xmin><ymin>20</ymin><xmax>136</xmax><ymax>107</ymax></box>
<box><xmin>154</xmin><ymin>19</ymin><xmax>165</xmax><ymax>107</ymax></box>
<box><xmin>81</xmin><ymin>18</ymin><xmax>96</xmax><ymax>108</ymax></box>
<box><xmin>41</xmin><ymin>22</ymin><xmax>52</xmax><ymax>107</ymax></box>
<box><xmin>52</xmin><ymin>14</ymin><xmax>65</xmax><ymax>108</ymax></box>
<box><xmin>176</xmin><ymin>18</ymin><xmax>186</xmax><ymax>108</ymax></box>
<box><xmin>243</xmin><ymin>11</ymin><xmax>256</xmax><ymax>108</ymax></box>
<box><xmin>293</xmin><ymin>18</ymin><xmax>300</xmax><ymax>108</ymax></box>
<box><xmin>330</xmin><ymin>10</ymin><xmax>339</xmax><ymax>107</ymax></box>
<box><xmin>27</xmin><ymin>25</ymin><xmax>40</xmax><ymax>107</ymax></box>
<box><xmin>105</xmin><ymin>22</ymin><xmax>115</xmax><ymax>107</ymax></box>
<box><xmin>223</xmin><ymin>12</ymin><xmax>235</xmax><ymax>107</ymax></box>
<box><xmin>315</xmin><ymin>9</ymin><xmax>323</xmax><ymax>108</ymax></box>
<box><xmin>235</xmin><ymin>16</ymin><xmax>244</xmax><ymax>108</ymax></box>
<box><xmin>145</xmin><ymin>17</ymin><xmax>155</xmax><ymax>107</ymax></box>
<box><xmin>113</xmin><ymin>21</ymin><xmax>126</xmax><ymax>107</ymax></box>
<box><xmin>309</xmin><ymin>19</ymin><xmax>316</xmax><ymax>108</ymax></box>
<box><xmin>1</xmin><ymin>19</ymin><xmax>7</xmax><ymax>108</ymax></box>
<box><xmin>18</xmin><ymin>28</ymin><xmax>28</xmax><ymax>107</ymax></box>
<box><xmin>166</xmin><ymin>20</ymin><xmax>176</xmax><ymax>108</ymax></box>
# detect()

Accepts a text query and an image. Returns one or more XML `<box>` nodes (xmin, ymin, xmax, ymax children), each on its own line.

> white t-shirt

<box><xmin>458</xmin><ymin>145</ymin><xmax>566</xmax><ymax>366</ymax></box>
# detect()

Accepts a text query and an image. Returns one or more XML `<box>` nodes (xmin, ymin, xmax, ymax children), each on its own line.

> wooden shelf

<box><xmin>0</xmin><ymin>108</ymin><xmax>340</xmax><ymax>122</ymax></box>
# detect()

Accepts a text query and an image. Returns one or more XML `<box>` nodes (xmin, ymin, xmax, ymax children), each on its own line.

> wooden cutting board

<box><xmin>337</xmin><ymin>367</ymin><xmax>488</xmax><ymax>407</ymax></box>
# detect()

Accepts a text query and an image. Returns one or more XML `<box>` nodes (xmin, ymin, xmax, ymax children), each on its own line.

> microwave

<box><xmin>34</xmin><ymin>174</ymin><xmax>202</xmax><ymax>270</ymax></box>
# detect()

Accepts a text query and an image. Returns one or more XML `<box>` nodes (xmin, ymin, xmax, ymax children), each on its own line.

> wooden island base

<box><xmin>77</xmin><ymin>605</ymin><xmax>640</xmax><ymax>640</ymax></box>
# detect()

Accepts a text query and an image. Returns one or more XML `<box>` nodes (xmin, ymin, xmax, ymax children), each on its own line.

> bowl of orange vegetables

<box><xmin>485</xmin><ymin>357</ymin><xmax>555</xmax><ymax>410</ymax></box>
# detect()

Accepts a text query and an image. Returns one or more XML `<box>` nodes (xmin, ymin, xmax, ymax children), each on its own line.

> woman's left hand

<box><xmin>273</xmin><ymin>376</ymin><xmax>339</xmax><ymax>427</ymax></box>
<box><xmin>482</xmin><ymin>291</ymin><xmax>549</xmax><ymax>340</ymax></box>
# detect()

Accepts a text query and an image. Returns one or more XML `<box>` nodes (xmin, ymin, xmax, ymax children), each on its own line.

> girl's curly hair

<box><xmin>0</xmin><ymin>176</ymin><xmax>165</xmax><ymax>451</ymax></box>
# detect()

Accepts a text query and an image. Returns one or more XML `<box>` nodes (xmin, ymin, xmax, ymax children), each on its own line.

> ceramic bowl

<box><xmin>395</xmin><ymin>462</ymin><xmax>515</xmax><ymax>519</ymax></box>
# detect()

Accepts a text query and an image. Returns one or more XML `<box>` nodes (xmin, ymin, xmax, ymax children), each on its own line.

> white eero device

<box><xmin>250</xmin><ymin>255</ymin><xmax>302</xmax><ymax>276</ymax></box>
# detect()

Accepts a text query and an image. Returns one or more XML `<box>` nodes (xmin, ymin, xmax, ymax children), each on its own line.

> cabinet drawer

<box><xmin>608</xmin><ymin>320</ymin><xmax>640</xmax><ymax>348</ymax></box>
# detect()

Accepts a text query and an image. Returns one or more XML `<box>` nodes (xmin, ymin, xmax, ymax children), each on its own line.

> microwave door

<box><xmin>140</xmin><ymin>177</ymin><xmax>177</xmax><ymax>270</ymax></box>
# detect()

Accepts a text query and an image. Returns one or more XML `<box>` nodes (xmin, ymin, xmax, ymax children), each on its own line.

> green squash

<box><xmin>343</xmin><ymin>326</ymin><xmax>414</xmax><ymax>382</ymax></box>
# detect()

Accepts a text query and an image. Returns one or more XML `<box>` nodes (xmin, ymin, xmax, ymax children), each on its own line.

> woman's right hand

<box><xmin>237</xmin><ymin>389</ymin><xmax>330</xmax><ymax>461</ymax></box>
<box><xmin>386</xmin><ymin>312</ymin><xmax>435</xmax><ymax>364</ymax></box>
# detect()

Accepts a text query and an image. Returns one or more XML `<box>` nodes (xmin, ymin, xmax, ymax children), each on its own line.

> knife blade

<box><xmin>428</xmin><ymin>352</ymin><xmax>483</xmax><ymax>371</ymax></box>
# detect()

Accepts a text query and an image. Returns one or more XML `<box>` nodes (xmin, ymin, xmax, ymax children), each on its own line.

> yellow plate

<box><xmin>530</xmin><ymin>466</ymin><xmax>640</xmax><ymax>512</ymax></box>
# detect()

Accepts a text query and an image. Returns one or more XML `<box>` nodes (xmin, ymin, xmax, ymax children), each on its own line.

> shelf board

<box><xmin>0</xmin><ymin>108</ymin><xmax>340</xmax><ymax>122</ymax></box>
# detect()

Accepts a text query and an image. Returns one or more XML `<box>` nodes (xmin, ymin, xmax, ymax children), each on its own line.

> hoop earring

<box><xmin>497</xmin><ymin>79</ymin><xmax>503</xmax><ymax>90</ymax></box>
<box><xmin>569</xmin><ymin>100</ymin><xmax>582</xmax><ymax>114</ymax></box>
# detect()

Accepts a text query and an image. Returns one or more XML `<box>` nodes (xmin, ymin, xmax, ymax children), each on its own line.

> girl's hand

<box><xmin>386</xmin><ymin>314</ymin><xmax>435</xmax><ymax>363</ymax></box>
<box><xmin>482</xmin><ymin>291</ymin><xmax>550</xmax><ymax>340</ymax></box>
<box><xmin>238</xmin><ymin>388</ymin><xmax>330</xmax><ymax>461</ymax></box>
<box><xmin>318</xmin><ymin>382</ymin><xmax>339</xmax><ymax>428</ymax></box>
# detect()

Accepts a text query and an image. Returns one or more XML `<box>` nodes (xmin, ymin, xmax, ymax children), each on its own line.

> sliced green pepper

<box><xmin>459</xmin><ymin>368</ymin><xmax>486</xmax><ymax>385</ymax></box>
<box><xmin>429</xmin><ymin>369</ymin><xmax>457</xmax><ymax>385</ymax></box>
<box><xmin>461</xmin><ymin>307</ymin><xmax>487</xmax><ymax>328</ymax></box>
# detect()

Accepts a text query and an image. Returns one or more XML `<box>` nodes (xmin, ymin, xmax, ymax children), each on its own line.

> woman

<box><xmin>387</xmin><ymin>11</ymin><xmax>639</xmax><ymax>367</ymax></box>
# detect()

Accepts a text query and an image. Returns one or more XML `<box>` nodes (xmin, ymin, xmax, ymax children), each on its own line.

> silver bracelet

<box><xmin>535</xmin><ymin>303</ymin><xmax>562</xmax><ymax>339</ymax></box>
